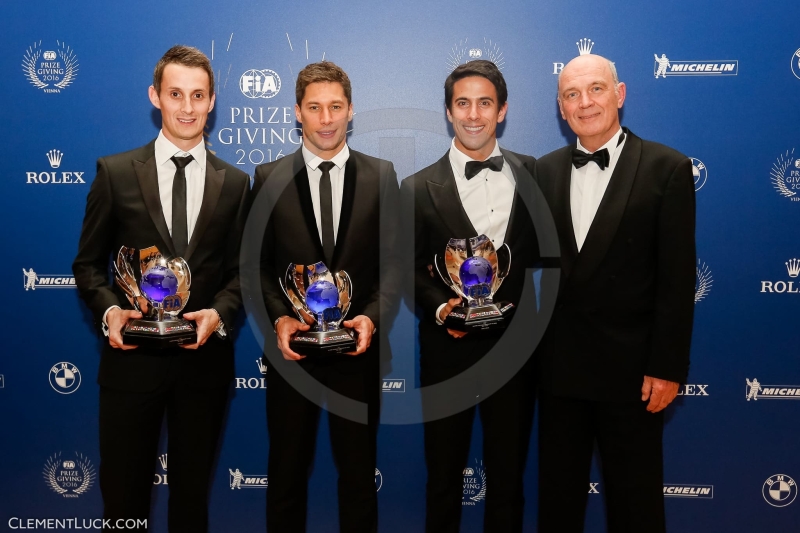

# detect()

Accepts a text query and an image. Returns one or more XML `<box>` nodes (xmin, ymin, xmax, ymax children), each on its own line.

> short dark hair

<box><xmin>153</xmin><ymin>45</ymin><xmax>215</xmax><ymax>96</ymax></box>
<box><xmin>295</xmin><ymin>61</ymin><xmax>352</xmax><ymax>105</ymax></box>
<box><xmin>444</xmin><ymin>60</ymin><xmax>507</xmax><ymax>111</ymax></box>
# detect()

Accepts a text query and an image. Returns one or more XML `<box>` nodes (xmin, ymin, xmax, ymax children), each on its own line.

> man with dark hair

<box><xmin>252</xmin><ymin>60</ymin><xmax>399</xmax><ymax>532</ymax></box>
<box><xmin>534</xmin><ymin>53</ymin><xmax>695</xmax><ymax>533</ymax></box>
<box><xmin>73</xmin><ymin>45</ymin><xmax>250</xmax><ymax>532</ymax></box>
<box><xmin>400</xmin><ymin>59</ymin><xmax>539</xmax><ymax>532</ymax></box>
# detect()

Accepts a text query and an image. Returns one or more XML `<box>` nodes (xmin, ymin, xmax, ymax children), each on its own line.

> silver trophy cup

<box><xmin>279</xmin><ymin>261</ymin><xmax>356</xmax><ymax>355</ymax></box>
<box><xmin>434</xmin><ymin>234</ymin><xmax>515</xmax><ymax>333</ymax></box>
<box><xmin>113</xmin><ymin>245</ymin><xmax>196</xmax><ymax>347</ymax></box>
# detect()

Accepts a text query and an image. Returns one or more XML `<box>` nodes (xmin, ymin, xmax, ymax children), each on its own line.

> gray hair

<box><xmin>557</xmin><ymin>57</ymin><xmax>620</xmax><ymax>98</ymax></box>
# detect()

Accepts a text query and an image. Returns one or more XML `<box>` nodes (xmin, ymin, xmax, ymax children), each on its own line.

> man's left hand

<box><xmin>343</xmin><ymin>315</ymin><xmax>375</xmax><ymax>356</ymax></box>
<box><xmin>180</xmin><ymin>309</ymin><xmax>220</xmax><ymax>350</ymax></box>
<box><xmin>641</xmin><ymin>375</ymin><xmax>679</xmax><ymax>413</ymax></box>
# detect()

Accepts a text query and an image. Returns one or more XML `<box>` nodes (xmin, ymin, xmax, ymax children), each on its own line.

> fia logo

<box><xmin>691</xmin><ymin>158</ymin><xmax>707</xmax><ymax>191</ymax></box>
<box><xmin>22</xmin><ymin>41</ymin><xmax>79</xmax><ymax>93</ymax></box>
<box><xmin>653</xmin><ymin>54</ymin><xmax>738</xmax><ymax>78</ymax></box>
<box><xmin>770</xmin><ymin>149</ymin><xmax>800</xmax><ymax>202</ymax></box>
<box><xmin>43</xmin><ymin>452</ymin><xmax>95</xmax><ymax>498</ymax></box>
<box><xmin>462</xmin><ymin>460</ymin><xmax>487</xmax><ymax>506</ymax></box>
<box><xmin>759</xmin><ymin>258</ymin><xmax>800</xmax><ymax>294</ymax></box>
<box><xmin>745</xmin><ymin>378</ymin><xmax>800</xmax><ymax>400</ymax></box>
<box><xmin>447</xmin><ymin>38</ymin><xmax>505</xmax><ymax>73</ymax></box>
<box><xmin>763</xmin><ymin>474</ymin><xmax>797</xmax><ymax>507</ymax></box>
<box><xmin>23</xmin><ymin>268</ymin><xmax>76</xmax><ymax>290</ymax></box>
<box><xmin>695</xmin><ymin>260</ymin><xmax>713</xmax><ymax>304</ymax></box>
<box><xmin>228</xmin><ymin>468</ymin><xmax>267</xmax><ymax>489</ymax></box>
<box><xmin>49</xmin><ymin>362</ymin><xmax>81</xmax><ymax>394</ymax></box>
<box><xmin>791</xmin><ymin>48</ymin><xmax>800</xmax><ymax>80</ymax></box>
<box><xmin>553</xmin><ymin>38</ymin><xmax>595</xmax><ymax>75</ymax></box>
<box><xmin>235</xmin><ymin>358</ymin><xmax>267</xmax><ymax>389</ymax></box>
<box><xmin>153</xmin><ymin>454</ymin><xmax>168</xmax><ymax>485</ymax></box>
<box><xmin>26</xmin><ymin>149</ymin><xmax>86</xmax><ymax>184</ymax></box>
<box><xmin>375</xmin><ymin>468</ymin><xmax>383</xmax><ymax>491</ymax></box>
<box><xmin>239</xmin><ymin>69</ymin><xmax>281</xmax><ymax>98</ymax></box>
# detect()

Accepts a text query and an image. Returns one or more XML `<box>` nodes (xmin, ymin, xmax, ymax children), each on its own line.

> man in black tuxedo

<box><xmin>534</xmin><ymin>53</ymin><xmax>696</xmax><ymax>533</ymax></box>
<box><xmin>251</xmin><ymin>61</ymin><xmax>399</xmax><ymax>532</ymax></box>
<box><xmin>72</xmin><ymin>46</ymin><xmax>250</xmax><ymax>532</ymax></box>
<box><xmin>400</xmin><ymin>60</ymin><xmax>539</xmax><ymax>532</ymax></box>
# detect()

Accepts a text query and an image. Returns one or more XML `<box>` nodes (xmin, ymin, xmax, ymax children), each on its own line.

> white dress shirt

<box><xmin>302</xmin><ymin>142</ymin><xmax>349</xmax><ymax>244</ymax></box>
<box><xmin>437</xmin><ymin>140</ymin><xmax>517</xmax><ymax>324</ymax></box>
<box><xmin>570</xmin><ymin>128</ymin><xmax>626</xmax><ymax>251</ymax></box>
<box><xmin>155</xmin><ymin>130</ymin><xmax>206</xmax><ymax>241</ymax></box>
<box><xmin>448</xmin><ymin>139</ymin><xmax>516</xmax><ymax>247</ymax></box>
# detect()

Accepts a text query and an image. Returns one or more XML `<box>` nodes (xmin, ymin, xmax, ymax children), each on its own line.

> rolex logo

<box><xmin>256</xmin><ymin>358</ymin><xmax>267</xmax><ymax>375</ymax></box>
<box><xmin>46</xmin><ymin>149</ymin><xmax>63</xmax><ymax>169</ymax></box>
<box><xmin>158</xmin><ymin>454</ymin><xmax>168</xmax><ymax>470</ymax></box>
<box><xmin>786</xmin><ymin>258</ymin><xmax>800</xmax><ymax>278</ymax></box>
<box><xmin>577</xmin><ymin>38</ymin><xmax>594</xmax><ymax>56</ymax></box>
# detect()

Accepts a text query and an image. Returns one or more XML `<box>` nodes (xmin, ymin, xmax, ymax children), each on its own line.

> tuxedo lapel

<box><xmin>132</xmin><ymin>147</ymin><xmax>176</xmax><ymax>257</ymax></box>
<box><xmin>550</xmin><ymin>148</ymin><xmax>579</xmax><ymax>280</ymax></box>
<box><xmin>292</xmin><ymin>150</ymin><xmax>327</xmax><ymax>263</ymax></box>
<box><xmin>184</xmin><ymin>155</ymin><xmax>225</xmax><ymax>262</ymax></box>
<box><xmin>331</xmin><ymin>155</ymin><xmax>357</xmax><ymax>268</ymax></box>
<box><xmin>570</xmin><ymin>130</ymin><xmax>641</xmax><ymax>287</ymax></box>
<box><xmin>426</xmin><ymin>154</ymin><xmax>478</xmax><ymax>238</ymax></box>
<box><xmin>499</xmin><ymin>149</ymin><xmax>528</xmax><ymax>247</ymax></box>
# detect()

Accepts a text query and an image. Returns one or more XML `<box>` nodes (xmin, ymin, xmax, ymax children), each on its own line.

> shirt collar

<box><xmin>448</xmin><ymin>139</ymin><xmax>503</xmax><ymax>180</ymax></box>
<box><xmin>155</xmin><ymin>130</ymin><xmax>207</xmax><ymax>171</ymax></box>
<box><xmin>576</xmin><ymin>127</ymin><xmax>625</xmax><ymax>160</ymax></box>
<box><xmin>302</xmin><ymin>142</ymin><xmax>350</xmax><ymax>171</ymax></box>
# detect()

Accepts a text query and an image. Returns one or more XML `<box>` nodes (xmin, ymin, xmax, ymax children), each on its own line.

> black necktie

<box><xmin>170</xmin><ymin>154</ymin><xmax>193</xmax><ymax>257</ymax></box>
<box><xmin>465</xmin><ymin>155</ymin><xmax>504</xmax><ymax>180</ymax></box>
<box><xmin>318</xmin><ymin>161</ymin><xmax>336</xmax><ymax>266</ymax></box>
<box><xmin>571</xmin><ymin>131</ymin><xmax>626</xmax><ymax>171</ymax></box>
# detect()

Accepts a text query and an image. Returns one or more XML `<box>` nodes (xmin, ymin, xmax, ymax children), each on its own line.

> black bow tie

<box><xmin>571</xmin><ymin>148</ymin><xmax>610</xmax><ymax>170</ymax></box>
<box><xmin>465</xmin><ymin>155</ymin><xmax>504</xmax><ymax>180</ymax></box>
<box><xmin>571</xmin><ymin>131</ymin><xmax>626</xmax><ymax>171</ymax></box>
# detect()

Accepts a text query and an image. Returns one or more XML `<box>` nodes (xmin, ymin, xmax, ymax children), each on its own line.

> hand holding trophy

<box><xmin>113</xmin><ymin>245</ymin><xmax>196</xmax><ymax>347</ymax></box>
<box><xmin>434</xmin><ymin>234</ymin><xmax>515</xmax><ymax>334</ymax></box>
<box><xmin>279</xmin><ymin>261</ymin><xmax>356</xmax><ymax>355</ymax></box>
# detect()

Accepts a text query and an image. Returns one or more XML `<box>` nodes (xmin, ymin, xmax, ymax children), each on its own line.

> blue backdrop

<box><xmin>2</xmin><ymin>0</ymin><xmax>800</xmax><ymax>531</ymax></box>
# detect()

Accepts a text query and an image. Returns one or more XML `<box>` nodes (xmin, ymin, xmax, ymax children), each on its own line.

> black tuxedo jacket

<box><xmin>400</xmin><ymin>149</ymin><xmax>540</xmax><ymax>373</ymax></box>
<box><xmin>73</xmin><ymin>141</ymin><xmax>251</xmax><ymax>392</ymax></box>
<box><xmin>533</xmin><ymin>129</ymin><xmax>696</xmax><ymax>401</ymax></box>
<box><xmin>251</xmin><ymin>148</ymin><xmax>400</xmax><ymax>365</ymax></box>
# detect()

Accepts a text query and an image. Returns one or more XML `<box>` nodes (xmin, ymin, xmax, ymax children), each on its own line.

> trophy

<box><xmin>113</xmin><ymin>246</ymin><xmax>196</xmax><ymax>347</ymax></box>
<box><xmin>279</xmin><ymin>261</ymin><xmax>356</xmax><ymax>355</ymax></box>
<box><xmin>434</xmin><ymin>234</ymin><xmax>515</xmax><ymax>333</ymax></box>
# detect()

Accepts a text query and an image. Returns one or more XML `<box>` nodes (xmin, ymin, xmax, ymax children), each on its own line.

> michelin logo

<box><xmin>654</xmin><ymin>54</ymin><xmax>738</xmax><ymax>78</ymax></box>
<box><xmin>664</xmin><ymin>484</ymin><xmax>713</xmax><ymax>498</ymax></box>
<box><xmin>229</xmin><ymin>468</ymin><xmax>267</xmax><ymax>489</ymax></box>
<box><xmin>746</xmin><ymin>378</ymin><xmax>800</xmax><ymax>400</ymax></box>
<box><xmin>23</xmin><ymin>268</ymin><xmax>76</xmax><ymax>290</ymax></box>
<box><xmin>382</xmin><ymin>379</ymin><xmax>405</xmax><ymax>393</ymax></box>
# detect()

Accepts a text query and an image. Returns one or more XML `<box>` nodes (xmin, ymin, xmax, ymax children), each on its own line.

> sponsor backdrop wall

<box><xmin>1</xmin><ymin>0</ymin><xmax>799</xmax><ymax>531</ymax></box>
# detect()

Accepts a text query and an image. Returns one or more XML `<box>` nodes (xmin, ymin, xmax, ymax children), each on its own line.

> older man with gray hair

<box><xmin>533</xmin><ymin>53</ymin><xmax>696</xmax><ymax>532</ymax></box>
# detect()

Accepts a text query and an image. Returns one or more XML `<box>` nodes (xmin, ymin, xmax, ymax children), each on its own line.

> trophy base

<box><xmin>122</xmin><ymin>318</ymin><xmax>197</xmax><ymax>348</ymax></box>
<box><xmin>290</xmin><ymin>328</ymin><xmax>357</xmax><ymax>356</ymax></box>
<box><xmin>443</xmin><ymin>302</ymin><xmax>515</xmax><ymax>334</ymax></box>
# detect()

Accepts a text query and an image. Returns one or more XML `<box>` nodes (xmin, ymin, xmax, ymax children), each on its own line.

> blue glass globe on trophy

<box><xmin>140</xmin><ymin>265</ymin><xmax>179</xmax><ymax>303</ymax></box>
<box><xmin>305</xmin><ymin>280</ymin><xmax>339</xmax><ymax>313</ymax></box>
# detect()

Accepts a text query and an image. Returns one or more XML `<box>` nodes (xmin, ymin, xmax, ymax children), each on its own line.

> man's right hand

<box><xmin>107</xmin><ymin>308</ymin><xmax>141</xmax><ymax>350</ymax></box>
<box><xmin>275</xmin><ymin>316</ymin><xmax>310</xmax><ymax>360</ymax></box>
<box><xmin>439</xmin><ymin>297</ymin><xmax>467</xmax><ymax>339</ymax></box>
